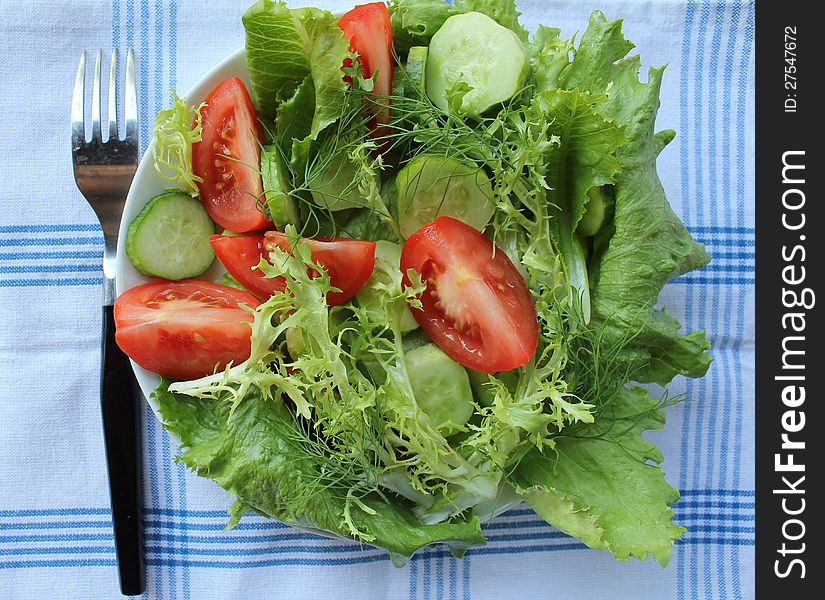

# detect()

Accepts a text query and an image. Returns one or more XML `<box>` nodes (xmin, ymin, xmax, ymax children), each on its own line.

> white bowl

<box><xmin>116</xmin><ymin>47</ymin><xmax>248</xmax><ymax>414</ymax></box>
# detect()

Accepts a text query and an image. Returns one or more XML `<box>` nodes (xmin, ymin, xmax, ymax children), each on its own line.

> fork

<box><xmin>71</xmin><ymin>49</ymin><xmax>145</xmax><ymax>596</ymax></box>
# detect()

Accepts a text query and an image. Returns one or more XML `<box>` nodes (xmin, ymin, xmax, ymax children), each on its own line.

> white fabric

<box><xmin>0</xmin><ymin>1</ymin><xmax>754</xmax><ymax>598</ymax></box>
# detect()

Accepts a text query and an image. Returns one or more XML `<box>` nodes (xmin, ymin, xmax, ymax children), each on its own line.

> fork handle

<box><xmin>102</xmin><ymin>303</ymin><xmax>146</xmax><ymax>596</ymax></box>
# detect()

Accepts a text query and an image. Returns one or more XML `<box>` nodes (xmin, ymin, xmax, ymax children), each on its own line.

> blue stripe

<box><xmin>462</xmin><ymin>552</ymin><xmax>470</xmax><ymax>600</ymax></box>
<box><xmin>448</xmin><ymin>554</ymin><xmax>457</xmax><ymax>600</ymax></box>
<box><xmin>410</xmin><ymin>553</ymin><xmax>418</xmax><ymax>599</ymax></box>
<box><xmin>0</xmin><ymin>489</ymin><xmax>753</xmax><ymax>519</ymax></box>
<box><xmin>732</xmin><ymin>5</ymin><xmax>754</xmax><ymax>599</ymax></box>
<box><xmin>703</xmin><ymin>7</ymin><xmax>725</xmax><ymax>592</ymax></box>
<box><xmin>0</xmin><ymin>265</ymin><xmax>99</xmax><ymax>274</ymax></box>
<box><xmin>423</xmin><ymin>547</ymin><xmax>431</xmax><ymax>600</ymax></box>
<box><xmin>0</xmin><ymin>529</ymin><xmax>757</xmax><ymax>559</ymax></box>
<box><xmin>146</xmin><ymin>405</ymin><xmax>164</xmax><ymax>600</ymax></box>
<box><xmin>0</xmin><ymin>237</ymin><xmax>102</xmax><ymax>247</ymax></box>
<box><xmin>0</xmin><ymin>508</ymin><xmax>112</xmax><ymax>517</ymax></box>
<box><xmin>717</xmin><ymin>293</ymin><xmax>737</xmax><ymax>599</ymax></box>
<box><xmin>135</xmin><ymin>547</ymin><xmax>577</xmax><ymax>571</ymax></box>
<box><xmin>677</xmin><ymin>2</ymin><xmax>698</xmax><ymax>597</ymax></box>
<box><xmin>0</xmin><ymin>278</ymin><xmax>102</xmax><ymax>288</ymax></box>
<box><xmin>694</xmin><ymin>237</ymin><xmax>753</xmax><ymax>247</ymax></box>
<box><xmin>671</xmin><ymin>276</ymin><xmax>754</xmax><ymax>286</ymax></box>
<box><xmin>686</xmin><ymin>226</ymin><xmax>752</xmax><ymax>234</ymax></box>
<box><xmin>689</xmin><ymin>264</ymin><xmax>753</xmax><ymax>273</ymax></box>
<box><xmin>709</xmin><ymin>251</ymin><xmax>754</xmax><ymax>260</ymax></box>
<box><xmin>0</xmin><ymin>251</ymin><xmax>101</xmax><ymax>261</ymax></box>
<box><xmin>435</xmin><ymin>552</ymin><xmax>444</xmax><ymax>600</ymax></box>
<box><xmin>0</xmin><ymin>514</ymin><xmax>755</xmax><ymax>538</ymax></box>
<box><xmin>674</xmin><ymin>513</ymin><xmax>755</xmax><ymax>523</ymax></box>
<box><xmin>677</xmin><ymin>500</ymin><xmax>754</xmax><ymax>509</ymax></box>
<box><xmin>145</xmin><ymin>544</ymin><xmax>387</xmax><ymax>557</ymax></box>
<box><xmin>0</xmin><ymin>559</ymin><xmax>118</xmax><ymax>569</ymax></box>
<box><xmin>0</xmin><ymin>546</ymin><xmax>115</xmax><ymax>556</ymax></box>
<box><xmin>0</xmin><ymin>224</ymin><xmax>100</xmax><ymax>233</ymax></box>
<box><xmin>0</xmin><ymin>534</ymin><xmax>112</xmax><ymax>544</ymax></box>
<box><xmin>679</xmin><ymin>489</ymin><xmax>754</xmax><ymax>497</ymax></box>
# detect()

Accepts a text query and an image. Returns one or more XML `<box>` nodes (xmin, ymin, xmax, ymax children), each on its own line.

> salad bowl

<box><xmin>112</xmin><ymin>0</ymin><xmax>712</xmax><ymax>565</ymax></box>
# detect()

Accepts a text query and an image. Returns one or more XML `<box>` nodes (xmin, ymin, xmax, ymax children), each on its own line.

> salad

<box><xmin>115</xmin><ymin>0</ymin><xmax>711</xmax><ymax>566</ymax></box>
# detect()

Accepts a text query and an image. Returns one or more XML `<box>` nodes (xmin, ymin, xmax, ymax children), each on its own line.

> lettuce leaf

<box><xmin>510</xmin><ymin>386</ymin><xmax>685</xmax><ymax>566</ymax></box>
<box><xmin>154</xmin><ymin>381</ymin><xmax>485</xmax><ymax>557</ymax></box>
<box><xmin>534</xmin><ymin>88</ymin><xmax>627</xmax><ymax>319</ymax></box>
<box><xmin>243</xmin><ymin>0</ymin><xmax>350</xmax><ymax>133</ymax></box>
<box><xmin>454</xmin><ymin>0</ymin><xmax>529</xmax><ymax>43</ymax></box>
<box><xmin>389</xmin><ymin>0</ymin><xmax>461</xmax><ymax>53</ymax></box>
<box><xmin>544</xmin><ymin>11</ymin><xmax>712</xmax><ymax>384</ymax></box>
<box><xmin>389</xmin><ymin>0</ymin><xmax>527</xmax><ymax>53</ymax></box>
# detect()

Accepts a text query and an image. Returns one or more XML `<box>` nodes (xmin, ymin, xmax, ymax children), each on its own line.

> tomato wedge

<box><xmin>210</xmin><ymin>232</ymin><xmax>376</xmax><ymax>306</ymax></box>
<box><xmin>400</xmin><ymin>217</ymin><xmax>538</xmax><ymax>373</ymax></box>
<box><xmin>338</xmin><ymin>3</ymin><xmax>394</xmax><ymax>137</ymax></box>
<box><xmin>192</xmin><ymin>77</ymin><xmax>268</xmax><ymax>232</ymax></box>
<box><xmin>114</xmin><ymin>280</ymin><xmax>260</xmax><ymax>380</ymax></box>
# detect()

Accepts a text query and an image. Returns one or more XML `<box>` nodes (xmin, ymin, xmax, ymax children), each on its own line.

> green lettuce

<box><xmin>510</xmin><ymin>387</ymin><xmax>685</xmax><ymax>566</ymax></box>
<box><xmin>155</xmin><ymin>381</ymin><xmax>485</xmax><ymax>557</ymax></box>
<box><xmin>389</xmin><ymin>0</ymin><xmax>462</xmax><ymax>53</ymax></box>
<box><xmin>552</xmin><ymin>12</ymin><xmax>712</xmax><ymax>384</ymax></box>
<box><xmin>389</xmin><ymin>0</ymin><xmax>528</xmax><ymax>53</ymax></box>
<box><xmin>243</xmin><ymin>0</ymin><xmax>351</xmax><ymax>132</ymax></box>
<box><xmin>151</xmin><ymin>91</ymin><xmax>204</xmax><ymax>195</ymax></box>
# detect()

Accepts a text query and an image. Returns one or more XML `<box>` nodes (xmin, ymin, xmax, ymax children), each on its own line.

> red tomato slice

<box><xmin>338</xmin><ymin>3</ymin><xmax>394</xmax><ymax>137</ymax></box>
<box><xmin>192</xmin><ymin>77</ymin><xmax>268</xmax><ymax>233</ymax></box>
<box><xmin>210</xmin><ymin>232</ymin><xmax>376</xmax><ymax>306</ymax></box>
<box><xmin>401</xmin><ymin>217</ymin><xmax>539</xmax><ymax>373</ymax></box>
<box><xmin>114</xmin><ymin>280</ymin><xmax>260</xmax><ymax>380</ymax></box>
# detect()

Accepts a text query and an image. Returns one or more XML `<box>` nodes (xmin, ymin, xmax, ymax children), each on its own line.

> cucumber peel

<box><xmin>126</xmin><ymin>191</ymin><xmax>216</xmax><ymax>280</ymax></box>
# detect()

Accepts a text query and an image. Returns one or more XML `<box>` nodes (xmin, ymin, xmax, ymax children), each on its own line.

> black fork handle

<box><xmin>102</xmin><ymin>304</ymin><xmax>145</xmax><ymax>596</ymax></box>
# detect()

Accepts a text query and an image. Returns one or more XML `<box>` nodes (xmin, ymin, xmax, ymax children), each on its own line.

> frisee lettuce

<box><xmin>151</xmin><ymin>91</ymin><xmax>204</xmax><ymax>195</ymax></box>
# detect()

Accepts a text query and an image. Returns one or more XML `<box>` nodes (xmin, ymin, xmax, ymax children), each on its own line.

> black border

<box><xmin>755</xmin><ymin>4</ymin><xmax>821</xmax><ymax>596</ymax></box>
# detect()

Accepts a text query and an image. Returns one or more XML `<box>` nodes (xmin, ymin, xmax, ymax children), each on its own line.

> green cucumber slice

<box><xmin>405</xmin><ymin>343</ymin><xmax>474</xmax><ymax>435</ymax></box>
<box><xmin>395</xmin><ymin>154</ymin><xmax>494</xmax><ymax>238</ymax></box>
<box><xmin>404</xmin><ymin>46</ymin><xmax>428</xmax><ymax>101</ymax></box>
<box><xmin>126</xmin><ymin>191</ymin><xmax>215</xmax><ymax>280</ymax></box>
<box><xmin>356</xmin><ymin>240</ymin><xmax>419</xmax><ymax>333</ymax></box>
<box><xmin>426</xmin><ymin>12</ymin><xmax>529</xmax><ymax>117</ymax></box>
<box><xmin>261</xmin><ymin>144</ymin><xmax>299</xmax><ymax>227</ymax></box>
<box><xmin>307</xmin><ymin>151</ymin><xmax>369</xmax><ymax>212</ymax></box>
<box><xmin>577</xmin><ymin>186</ymin><xmax>607</xmax><ymax>237</ymax></box>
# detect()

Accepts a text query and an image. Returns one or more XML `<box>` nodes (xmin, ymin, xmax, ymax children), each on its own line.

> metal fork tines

<box><xmin>71</xmin><ymin>49</ymin><xmax>139</xmax><ymax>301</ymax></box>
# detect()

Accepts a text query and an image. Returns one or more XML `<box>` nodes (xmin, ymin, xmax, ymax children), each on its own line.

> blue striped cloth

<box><xmin>0</xmin><ymin>1</ymin><xmax>754</xmax><ymax>598</ymax></box>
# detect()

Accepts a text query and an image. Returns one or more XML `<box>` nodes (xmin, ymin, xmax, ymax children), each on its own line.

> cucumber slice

<box><xmin>405</xmin><ymin>343</ymin><xmax>474</xmax><ymax>435</ymax></box>
<box><xmin>356</xmin><ymin>240</ymin><xmax>419</xmax><ymax>333</ymax></box>
<box><xmin>126</xmin><ymin>191</ymin><xmax>215</xmax><ymax>280</ymax></box>
<box><xmin>426</xmin><ymin>12</ymin><xmax>529</xmax><ymax>117</ymax></box>
<box><xmin>467</xmin><ymin>368</ymin><xmax>519</xmax><ymax>407</ymax></box>
<box><xmin>261</xmin><ymin>145</ymin><xmax>299</xmax><ymax>227</ymax></box>
<box><xmin>577</xmin><ymin>186</ymin><xmax>607</xmax><ymax>237</ymax></box>
<box><xmin>404</xmin><ymin>46</ymin><xmax>428</xmax><ymax>100</ymax></box>
<box><xmin>395</xmin><ymin>154</ymin><xmax>494</xmax><ymax>238</ymax></box>
<box><xmin>307</xmin><ymin>151</ymin><xmax>370</xmax><ymax>212</ymax></box>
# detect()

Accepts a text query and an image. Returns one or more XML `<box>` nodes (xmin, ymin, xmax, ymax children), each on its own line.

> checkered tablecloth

<box><xmin>0</xmin><ymin>1</ymin><xmax>754</xmax><ymax>598</ymax></box>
